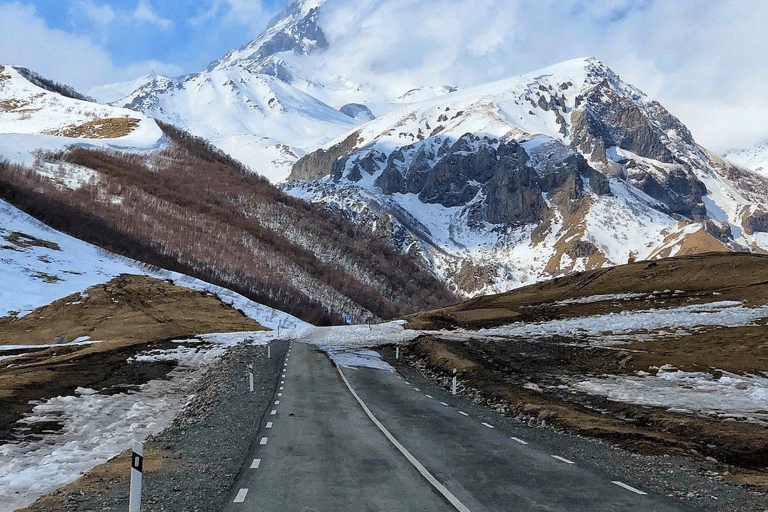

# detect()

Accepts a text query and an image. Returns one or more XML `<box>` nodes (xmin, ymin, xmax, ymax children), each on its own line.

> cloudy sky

<box><xmin>0</xmin><ymin>0</ymin><xmax>766</xmax><ymax>152</ymax></box>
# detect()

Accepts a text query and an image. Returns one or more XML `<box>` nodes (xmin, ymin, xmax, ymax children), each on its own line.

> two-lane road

<box><xmin>222</xmin><ymin>342</ymin><xmax>691</xmax><ymax>511</ymax></box>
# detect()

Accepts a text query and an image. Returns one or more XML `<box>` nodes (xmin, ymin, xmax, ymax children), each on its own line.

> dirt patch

<box><xmin>403</xmin><ymin>252</ymin><xmax>768</xmax><ymax>490</ymax></box>
<box><xmin>0</xmin><ymin>274</ymin><xmax>265</xmax><ymax>443</ymax></box>
<box><xmin>46</xmin><ymin>117</ymin><xmax>141</xmax><ymax>139</ymax></box>
<box><xmin>3</xmin><ymin>231</ymin><xmax>61</xmax><ymax>251</ymax></box>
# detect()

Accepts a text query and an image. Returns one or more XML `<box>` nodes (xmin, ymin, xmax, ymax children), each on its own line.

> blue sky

<box><xmin>0</xmin><ymin>0</ymin><xmax>767</xmax><ymax>151</ymax></box>
<box><xmin>0</xmin><ymin>0</ymin><xmax>285</xmax><ymax>86</ymax></box>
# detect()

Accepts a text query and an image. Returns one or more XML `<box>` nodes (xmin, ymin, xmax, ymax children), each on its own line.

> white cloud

<box><xmin>133</xmin><ymin>0</ymin><xmax>173</xmax><ymax>29</ymax></box>
<box><xmin>72</xmin><ymin>0</ymin><xmax>115</xmax><ymax>26</ymax></box>
<box><xmin>0</xmin><ymin>2</ymin><xmax>180</xmax><ymax>92</ymax></box>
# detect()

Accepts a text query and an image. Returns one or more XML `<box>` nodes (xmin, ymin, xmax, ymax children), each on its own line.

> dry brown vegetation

<box><xmin>45</xmin><ymin>117</ymin><xmax>140</xmax><ymax>139</ymax></box>
<box><xmin>0</xmin><ymin>122</ymin><xmax>457</xmax><ymax>324</ymax></box>
<box><xmin>404</xmin><ymin>253</ymin><xmax>768</xmax><ymax>488</ymax></box>
<box><xmin>0</xmin><ymin>274</ymin><xmax>264</xmax><ymax>444</ymax></box>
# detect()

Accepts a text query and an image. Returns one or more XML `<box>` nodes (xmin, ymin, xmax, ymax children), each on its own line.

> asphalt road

<box><xmin>221</xmin><ymin>342</ymin><xmax>692</xmax><ymax>511</ymax></box>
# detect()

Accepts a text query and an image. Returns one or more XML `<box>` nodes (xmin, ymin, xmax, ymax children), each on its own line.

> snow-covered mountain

<box><xmin>110</xmin><ymin>0</ymin><xmax>367</xmax><ymax>182</ymax></box>
<box><xmin>114</xmin><ymin>68</ymin><xmax>357</xmax><ymax>182</ymax></box>
<box><xmin>724</xmin><ymin>141</ymin><xmax>768</xmax><ymax>176</ymax></box>
<box><xmin>0</xmin><ymin>64</ymin><xmax>164</xmax><ymax>166</ymax></box>
<box><xmin>283</xmin><ymin>57</ymin><xmax>768</xmax><ymax>296</ymax></box>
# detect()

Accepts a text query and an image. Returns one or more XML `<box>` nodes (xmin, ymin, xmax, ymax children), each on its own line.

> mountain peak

<box><xmin>205</xmin><ymin>0</ymin><xmax>328</xmax><ymax>79</ymax></box>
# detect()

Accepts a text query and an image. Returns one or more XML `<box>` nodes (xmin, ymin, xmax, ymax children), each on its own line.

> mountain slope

<box><xmin>283</xmin><ymin>58</ymin><xmax>768</xmax><ymax>296</ymax></box>
<box><xmin>0</xmin><ymin>64</ymin><xmax>164</xmax><ymax>166</ymax></box>
<box><xmin>0</xmin><ymin>115</ymin><xmax>456</xmax><ymax>324</ymax></box>
<box><xmin>114</xmin><ymin>66</ymin><xmax>356</xmax><ymax>182</ymax></box>
<box><xmin>724</xmin><ymin>141</ymin><xmax>768</xmax><ymax>176</ymax></box>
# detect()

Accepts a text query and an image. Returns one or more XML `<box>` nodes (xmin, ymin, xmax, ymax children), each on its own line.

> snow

<box><xmin>572</xmin><ymin>366</ymin><xmax>768</xmax><ymax>425</ymax></box>
<box><xmin>114</xmin><ymin>69</ymin><xmax>358</xmax><ymax>182</ymax></box>
<box><xmin>471</xmin><ymin>300</ymin><xmax>768</xmax><ymax>346</ymax></box>
<box><xmin>0</xmin><ymin>332</ymin><xmax>261</xmax><ymax>511</ymax></box>
<box><xmin>0</xmin><ymin>65</ymin><xmax>165</xmax><ymax>167</ymax></box>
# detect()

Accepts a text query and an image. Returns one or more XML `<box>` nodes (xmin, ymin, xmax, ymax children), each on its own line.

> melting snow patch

<box><xmin>475</xmin><ymin>301</ymin><xmax>768</xmax><ymax>346</ymax></box>
<box><xmin>0</xmin><ymin>331</ymin><xmax>260</xmax><ymax>511</ymax></box>
<box><xmin>326</xmin><ymin>348</ymin><xmax>394</xmax><ymax>371</ymax></box>
<box><xmin>571</xmin><ymin>366</ymin><xmax>768</xmax><ymax>424</ymax></box>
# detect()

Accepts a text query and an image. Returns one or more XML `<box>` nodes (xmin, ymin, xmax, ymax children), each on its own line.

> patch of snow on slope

<box><xmin>572</xmin><ymin>366</ymin><xmax>768</xmax><ymax>425</ymax></box>
<box><xmin>469</xmin><ymin>301</ymin><xmax>768</xmax><ymax>346</ymax></box>
<box><xmin>0</xmin><ymin>333</ymin><xmax>268</xmax><ymax>511</ymax></box>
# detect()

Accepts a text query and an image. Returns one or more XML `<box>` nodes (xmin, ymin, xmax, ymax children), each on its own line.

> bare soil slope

<box><xmin>0</xmin><ymin>274</ymin><xmax>265</xmax><ymax>442</ymax></box>
<box><xmin>405</xmin><ymin>252</ymin><xmax>768</xmax><ymax>490</ymax></box>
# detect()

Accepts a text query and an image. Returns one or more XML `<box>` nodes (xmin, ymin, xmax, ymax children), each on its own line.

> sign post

<box><xmin>129</xmin><ymin>441</ymin><xmax>144</xmax><ymax>512</ymax></box>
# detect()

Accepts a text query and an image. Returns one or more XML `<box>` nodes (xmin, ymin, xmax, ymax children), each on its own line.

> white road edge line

<box><xmin>234</xmin><ymin>488</ymin><xmax>248</xmax><ymax>503</ymax></box>
<box><xmin>458</xmin><ymin>411</ymin><xmax>469</xmax><ymax>416</ymax></box>
<box><xmin>250</xmin><ymin>459</ymin><xmax>261</xmax><ymax>469</ymax></box>
<box><xmin>337</xmin><ymin>367</ymin><xmax>472</xmax><ymax>512</ymax></box>
<box><xmin>440</xmin><ymin>402</ymin><xmax>449</xmax><ymax>406</ymax></box>
<box><xmin>426</xmin><ymin>394</ymin><xmax>433</xmax><ymax>399</ymax></box>
<box><xmin>612</xmin><ymin>481</ymin><xmax>647</xmax><ymax>495</ymax></box>
<box><xmin>510</xmin><ymin>437</ymin><xmax>528</xmax><ymax>445</ymax></box>
<box><xmin>481</xmin><ymin>422</ymin><xmax>494</xmax><ymax>429</ymax></box>
<box><xmin>551</xmin><ymin>455</ymin><xmax>575</xmax><ymax>464</ymax></box>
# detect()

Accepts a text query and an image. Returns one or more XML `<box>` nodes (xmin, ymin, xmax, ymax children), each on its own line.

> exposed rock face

<box><xmin>340</xmin><ymin>103</ymin><xmax>376</xmax><ymax>122</ymax></box>
<box><xmin>289</xmin><ymin>131</ymin><xmax>361</xmax><ymax>181</ymax></box>
<box><xmin>294</xmin><ymin>133</ymin><xmax>611</xmax><ymax>228</ymax></box>
<box><xmin>629</xmin><ymin>167</ymin><xmax>708</xmax><ymax>218</ymax></box>
<box><xmin>570</xmin><ymin>75</ymin><xmax>707</xmax><ymax>218</ymax></box>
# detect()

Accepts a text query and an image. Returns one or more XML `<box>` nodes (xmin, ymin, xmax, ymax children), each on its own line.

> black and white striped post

<box><xmin>129</xmin><ymin>441</ymin><xmax>144</xmax><ymax>512</ymax></box>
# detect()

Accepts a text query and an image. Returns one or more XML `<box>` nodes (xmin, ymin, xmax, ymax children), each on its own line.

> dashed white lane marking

<box><xmin>511</xmin><ymin>437</ymin><xmax>528</xmax><ymax>445</ymax></box>
<box><xmin>278</xmin><ymin>392</ymin><xmax>283</xmax><ymax>397</ymax></box>
<box><xmin>481</xmin><ymin>422</ymin><xmax>495</xmax><ymax>429</ymax></box>
<box><xmin>250</xmin><ymin>458</ymin><xmax>261</xmax><ymax>469</ymax></box>
<box><xmin>266</xmin><ymin>422</ymin><xmax>273</xmax><ymax>428</ymax></box>
<box><xmin>234</xmin><ymin>489</ymin><xmax>248</xmax><ymax>502</ymax></box>
<box><xmin>425</xmin><ymin>394</ymin><xmax>433</xmax><ymax>399</ymax></box>
<box><xmin>337</xmin><ymin>367</ymin><xmax>472</xmax><ymax>512</ymax></box>
<box><xmin>271</xmin><ymin>409</ymin><xmax>277</xmax><ymax>415</ymax></box>
<box><xmin>275</xmin><ymin>400</ymin><xmax>280</xmax><ymax>405</ymax></box>
<box><xmin>458</xmin><ymin>411</ymin><xmax>469</xmax><ymax>416</ymax></box>
<box><xmin>279</xmin><ymin>387</ymin><xmax>284</xmax><ymax>390</ymax></box>
<box><xmin>260</xmin><ymin>437</ymin><xmax>268</xmax><ymax>445</ymax></box>
<box><xmin>551</xmin><ymin>455</ymin><xmax>575</xmax><ymax>464</ymax></box>
<box><xmin>440</xmin><ymin>401</ymin><xmax>449</xmax><ymax>406</ymax></box>
<box><xmin>612</xmin><ymin>481</ymin><xmax>647</xmax><ymax>495</ymax></box>
<box><xmin>413</xmin><ymin>387</ymin><xmax>420</xmax><ymax>391</ymax></box>
<box><xmin>404</xmin><ymin>381</ymin><xmax>410</xmax><ymax>385</ymax></box>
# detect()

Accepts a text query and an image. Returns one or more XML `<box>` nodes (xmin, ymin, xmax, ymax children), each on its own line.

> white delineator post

<box><xmin>395</xmin><ymin>346</ymin><xmax>400</xmax><ymax>359</ymax></box>
<box><xmin>268</xmin><ymin>343</ymin><xmax>271</xmax><ymax>359</ymax></box>
<box><xmin>129</xmin><ymin>441</ymin><xmax>144</xmax><ymax>512</ymax></box>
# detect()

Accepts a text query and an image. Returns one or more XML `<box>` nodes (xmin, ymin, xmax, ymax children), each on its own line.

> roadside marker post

<box><xmin>129</xmin><ymin>441</ymin><xmax>144</xmax><ymax>512</ymax></box>
<box><xmin>452</xmin><ymin>376</ymin><xmax>457</xmax><ymax>396</ymax></box>
<box><xmin>396</xmin><ymin>346</ymin><xmax>400</xmax><ymax>359</ymax></box>
<box><xmin>249</xmin><ymin>371</ymin><xmax>254</xmax><ymax>392</ymax></box>
<box><xmin>268</xmin><ymin>344</ymin><xmax>271</xmax><ymax>359</ymax></box>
